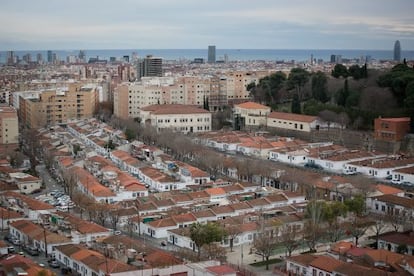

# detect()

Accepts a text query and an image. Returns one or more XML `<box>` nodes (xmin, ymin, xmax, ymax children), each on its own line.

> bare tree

<box><xmin>253</xmin><ymin>231</ymin><xmax>278</xmax><ymax>270</ymax></box>
<box><xmin>371</xmin><ymin>216</ymin><xmax>387</xmax><ymax>248</ymax></box>
<box><xmin>319</xmin><ymin>110</ymin><xmax>337</xmax><ymax>133</ymax></box>
<box><xmin>202</xmin><ymin>243</ymin><xmax>227</xmax><ymax>262</ymax></box>
<box><xmin>279</xmin><ymin>224</ymin><xmax>300</xmax><ymax>257</ymax></box>
<box><xmin>347</xmin><ymin>217</ymin><xmax>371</xmax><ymax>247</ymax></box>
<box><xmin>61</xmin><ymin>170</ymin><xmax>78</xmax><ymax>197</ymax></box>
<box><xmin>386</xmin><ymin>212</ymin><xmax>404</xmax><ymax>232</ymax></box>
<box><xmin>225</xmin><ymin>224</ymin><xmax>242</xmax><ymax>252</ymax></box>
<box><xmin>133</xmin><ymin>200</ymin><xmax>142</xmax><ymax>236</ymax></box>
<box><xmin>108</xmin><ymin>207</ymin><xmax>122</xmax><ymax>231</ymax></box>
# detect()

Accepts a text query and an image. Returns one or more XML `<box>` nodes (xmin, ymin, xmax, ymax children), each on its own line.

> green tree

<box><xmin>332</xmin><ymin>64</ymin><xmax>348</xmax><ymax>78</ymax></box>
<box><xmin>344</xmin><ymin>195</ymin><xmax>365</xmax><ymax>216</ymax></box>
<box><xmin>287</xmin><ymin>68</ymin><xmax>309</xmax><ymax>100</ymax></box>
<box><xmin>311</xmin><ymin>71</ymin><xmax>329</xmax><ymax>103</ymax></box>
<box><xmin>336</xmin><ymin>79</ymin><xmax>350</xmax><ymax>106</ymax></box>
<box><xmin>254</xmin><ymin>71</ymin><xmax>287</xmax><ymax>105</ymax></box>
<box><xmin>124</xmin><ymin>128</ymin><xmax>136</xmax><ymax>141</ymax></box>
<box><xmin>291</xmin><ymin>93</ymin><xmax>301</xmax><ymax>114</ymax></box>
<box><xmin>190</xmin><ymin>222</ymin><xmax>226</xmax><ymax>260</ymax></box>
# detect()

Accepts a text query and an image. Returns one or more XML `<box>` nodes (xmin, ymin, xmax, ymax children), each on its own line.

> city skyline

<box><xmin>0</xmin><ymin>0</ymin><xmax>413</xmax><ymax>51</ymax></box>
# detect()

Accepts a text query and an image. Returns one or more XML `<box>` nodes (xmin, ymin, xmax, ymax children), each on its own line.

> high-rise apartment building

<box><xmin>208</xmin><ymin>45</ymin><xmax>216</xmax><ymax>63</ymax></box>
<box><xmin>47</xmin><ymin>50</ymin><xmax>53</xmax><ymax>63</ymax></box>
<box><xmin>137</xmin><ymin>55</ymin><xmax>162</xmax><ymax>80</ymax></box>
<box><xmin>19</xmin><ymin>83</ymin><xmax>99</xmax><ymax>128</ymax></box>
<box><xmin>0</xmin><ymin>106</ymin><xmax>19</xmax><ymax>150</ymax></box>
<box><xmin>394</xmin><ymin>40</ymin><xmax>401</xmax><ymax>61</ymax></box>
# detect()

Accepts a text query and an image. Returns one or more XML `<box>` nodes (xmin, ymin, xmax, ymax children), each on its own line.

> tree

<box><xmin>202</xmin><ymin>243</ymin><xmax>226</xmax><ymax>262</ymax></box>
<box><xmin>287</xmin><ymin>68</ymin><xmax>310</xmax><ymax>100</ymax></box>
<box><xmin>253</xmin><ymin>231</ymin><xmax>278</xmax><ymax>270</ymax></box>
<box><xmin>332</xmin><ymin>64</ymin><xmax>348</xmax><ymax>78</ymax></box>
<box><xmin>344</xmin><ymin>195</ymin><xmax>365</xmax><ymax>217</ymax></box>
<box><xmin>61</xmin><ymin>169</ymin><xmax>78</xmax><ymax>198</ymax></box>
<box><xmin>371</xmin><ymin>217</ymin><xmax>387</xmax><ymax>248</ymax></box>
<box><xmin>304</xmin><ymin>200</ymin><xmax>324</xmax><ymax>252</ymax></box>
<box><xmin>108</xmin><ymin>207</ymin><xmax>122</xmax><ymax>231</ymax></box>
<box><xmin>311</xmin><ymin>71</ymin><xmax>329</xmax><ymax>103</ymax></box>
<box><xmin>225</xmin><ymin>224</ymin><xmax>242</xmax><ymax>252</ymax></box>
<box><xmin>318</xmin><ymin>110</ymin><xmax>338</xmax><ymax>132</ymax></box>
<box><xmin>336</xmin><ymin>79</ymin><xmax>350</xmax><ymax>106</ymax></box>
<box><xmin>291</xmin><ymin>93</ymin><xmax>301</xmax><ymax>114</ymax></box>
<box><xmin>190</xmin><ymin>222</ymin><xmax>226</xmax><ymax>260</ymax></box>
<box><xmin>279</xmin><ymin>224</ymin><xmax>300</xmax><ymax>257</ymax></box>
<box><xmin>347</xmin><ymin>217</ymin><xmax>371</xmax><ymax>247</ymax></box>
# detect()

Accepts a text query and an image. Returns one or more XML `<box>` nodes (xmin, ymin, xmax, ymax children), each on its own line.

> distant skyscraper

<box><xmin>330</xmin><ymin>54</ymin><xmax>336</xmax><ymax>63</ymax></box>
<box><xmin>137</xmin><ymin>55</ymin><xmax>162</xmax><ymax>79</ymax></box>
<box><xmin>47</xmin><ymin>50</ymin><xmax>53</xmax><ymax>63</ymax></box>
<box><xmin>36</xmin><ymin>53</ymin><xmax>43</xmax><ymax>64</ymax></box>
<box><xmin>208</xmin><ymin>45</ymin><xmax>216</xmax><ymax>63</ymax></box>
<box><xmin>78</xmin><ymin>50</ymin><xmax>86</xmax><ymax>62</ymax></box>
<box><xmin>394</xmin><ymin>40</ymin><xmax>401</xmax><ymax>61</ymax></box>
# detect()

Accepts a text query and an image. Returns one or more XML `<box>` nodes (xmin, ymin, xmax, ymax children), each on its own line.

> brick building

<box><xmin>374</xmin><ymin>117</ymin><xmax>410</xmax><ymax>142</ymax></box>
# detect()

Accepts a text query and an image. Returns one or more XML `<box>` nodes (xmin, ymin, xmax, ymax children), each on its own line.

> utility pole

<box><xmin>43</xmin><ymin>224</ymin><xmax>48</xmax><ymax>258</ymax></box>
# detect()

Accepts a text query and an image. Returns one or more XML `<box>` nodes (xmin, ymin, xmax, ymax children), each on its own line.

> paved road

<box><xmin>35</xmin><ymin>164</ymin><xmax>62</xmax><ymax>195</ymax></box>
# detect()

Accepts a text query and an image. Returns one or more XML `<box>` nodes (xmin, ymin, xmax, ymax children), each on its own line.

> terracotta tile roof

<box><xmin>148</xmin><ymin>217</ymin><xmax>177</xmax><ymax>228</ymax></box>
<box><xmin>141</xmin><ymin>104</ymin><xmax>210</xmax><ymax>114</ymax></box>
<box><xmin>70</xmin><ymin>166</ymin><xmax>116</xmax><ymax>197</ymax></box>
<box><xmin>374</xmin><ymin>194</ymin><xmax>414</xmax><ymax>208</ymax></box>
<box><xmin>378</xmin><ymin>117</ymin><xmax>410</xmax><ymax>123</ymax></box>
<box><xmin>375</xmin><ymin>184</ymin><xmax>403</xmax><ymax>195</ymax></box>
<box><xmin>0</xmin><ymin>207</ymin><xmax>24</xmax><ymax>219</ymax></box>
<box><xmin>98</xmin><ymin>258</ymin><xmax>137</xmax><ymax>274</ymax></box>
<box><xmin>265</xmin><ymin>193</ymin><xmax>288</xmax><ymax>203</ymax></box>
<box><xmin>268</xmin><ymin>111</ymin><xmax>317</xmax><ymax>123</ymax></box>
<box><xmin>394</xmin><ymin>165</ymin><xmax>414</xmax><ymax>175</ymax></box>
<box><xmin>205</xmin><ymin>187</ymin><xmax>226</xmax><ymax>196</ymax></box>
<box><xmin>235</xmin><ymin>101</ymin><xmax>269</xmax><ymax>110</ymax></box>
<box><xmin>229</xmin><ymin>202</ymin><xmax>253</xmax><ymax>211</ymax></box>
<box><xmin>55</xmin><ymin>211</ymin><xmax>110</xmax><ymax>234</ymax></box>
<box><xmin>140</xmin><ymin>166</ymin><xmax>177</xmax><ymax>183</ymax></box>
<box><xmin>2</xmin><ymin>191</ymin><xmax>55</xmax><ymax>210</ymax></box>
<box><xmin>206</xmin><ymin>264</ymin><xmax>237</xmax><ymax>275</ymax></box>
<box><xmin>173</xmin><ymin>213</ymin><xmax>197</xmax><ymax>223</ymax></box>
<box><xmin>189</xmin><ymin>190</ymin><xmax>210</xmax><ymax>200</ymax></box>
<box><xmin>211</xmin><ymin>205</ymin><xmax>235</xmax><ymax>214</ymax></box>
<box><xmin>144</xmin><ymin>250</ymin><xmax>183</xmax><ymax>267</ymax></box>
<box><xmin>330</xmin><ymin>241</ymin><xmax>355</xmax><ymax>254</ymax></box>
<box><xmin>377</xmin><ymin>231</ymin><xmax>414</xmax><ymax>247</ymax></box>
<box><xmin>221</xmin><ymin>184</ymin><xmax>244</xmax><ymax>193</ymax></box>
<box><xmin>287</xmin><ymin>254</ymin><xmax>317</xmax><ymax>266</ymax></box>
<box><xmin>309</xmin><ymin>255</ymin><xmax>343</xmax><ymax>272</ymax></box>
<box><xmin>71</xmin><ymin>248</ymin><xmax>103</xmax><ymax>262</ymax></box>
<box><xmin>192</xmin><ymin>209</ymin><xmax>217</xmax><ymax>219</ymax></box>
<box><xmin>171</xmin><ymin>194</ymin><xmax>193</xmax><ymax>203</ymax></box>
<box><xmin>333</xmin><ymin>263</ymin><xmax>388</xmax><ymax>276</ymax></box>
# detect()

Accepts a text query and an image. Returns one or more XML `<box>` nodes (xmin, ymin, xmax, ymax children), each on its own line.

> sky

<box><xmin>0</xmin><ymin>0</ymin><xmax>413</xmax><ymax>51</ymax></box>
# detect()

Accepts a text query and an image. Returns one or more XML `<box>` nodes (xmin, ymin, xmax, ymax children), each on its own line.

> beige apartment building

<box><xmin>139</xmin><ymin>104</ymin><xmax>211</xmax><ymax>133</ymax></box>
<box><xmin>114</xmin><ymin>76</ymin><xmax>210</xmax><ymax>120</ymax></box>
<box><xmin>19</xmin><ymin>83</ymin><xmax>98</xmax><ymax>128</ymax></box>
<box><xmin>0</xmin><ymin>106</ymin><xmax>19</xmax><ymax>150</ymax></box>
<box><xmin>113</xmin><ymin>71</ymin><xmax>273</xmax><ymax>120</ymax></box>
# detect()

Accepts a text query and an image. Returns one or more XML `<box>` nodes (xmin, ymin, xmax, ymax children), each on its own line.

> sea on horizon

<box><xmin>1</xmin><ymin>48</ymin><xmax>414</xmax><ymax>63</ymax></box>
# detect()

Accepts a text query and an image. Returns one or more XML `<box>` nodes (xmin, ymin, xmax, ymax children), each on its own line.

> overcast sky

<box><xmin>1</xmin><ymin>0</ymin><xmax>413</xmax><ymax>50</ymax></box>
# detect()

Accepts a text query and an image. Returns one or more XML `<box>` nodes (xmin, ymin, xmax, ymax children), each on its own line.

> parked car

<box><xmin>11</xmin><ymin>239</ymin><xmax>21</xmax><ymax>245</ymax></box>
<box><xmin>24</xmin><ymin>246</ymin><xmax>39</xmax><ymax>256</ymax></box>
<box><xmin>7</xmin><ymin>246</ymin><xmax>15</xmax><ymax>253</ymax></box>
<box><xmin>49</xmin><ymin>260</ymin><xmax>60</xmax><ymax>268</ymax></box>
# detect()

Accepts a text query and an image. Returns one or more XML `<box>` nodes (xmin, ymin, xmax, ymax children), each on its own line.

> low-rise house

<box><xmin>370</xmin><ymin>194</ymin><xmax>414</xmax><ymax>218</ymax></box>
<box><xmin>347</xmin><ymin>156</ymin><xmax>414</xmax><ymax>180</ymax></box>
<box><xmin>139</xmin><ymin>166</ymin><xmax>186</xmax><ymax>192</ymax></box>
<box><xmin>0</xmin><ymin>254</ymin><xmax>55</xmax><ymax>275</ymax></box>
<box><xmin>0</xmin><ymin>207</ymin><xmax>25</xmax><ymax>230</ymax></box>
<box><xmin>141</xmin><ymin>213</ymin><xmax>197</xmax><ymax>239</ymax></box>
<box><xmin>377</xmin><ymin>231</ymin><xmax>414</xmax><ymax>255</ymax></box>
<box><xmin>54</xmin><ymin>244</ymin><xmax>138</xmax><ymax>276</ymax></box>
<box><xmin>391</xmin><ymin>165</ymin><xmax>414</xmax><ymax>184</ymax></box>
<box><xmin>233</xmin><ymin>101</ymin><xmax>271</xmax><ymax>128</ymax></box>
<box><xmin>9</xmin><ymin>220</ymin><xmax>72</xmax><ymax>256</ymax></box>
<box><xmin>70</xmin><ymin>166</ymin><xmax>117</xmax><ymax>203</ymax></box>
<box><xmin>0</xmin><ymin>191</ymin><xmax>55</xmax><ymax>220</ymax></box>
<box><xmin>8</xmin><ymin>172</ymin><xmax>42</xmax><ymax>194</ymax></box>
<box><xmin>51</xmin><ymin>212</ymin><xmax>112</xmax><ymax>244</ymax></box>
<box><xmin>267</xmin><ymin>111</ymin><xmax>324</xmax><ymax>132</ymax></box>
